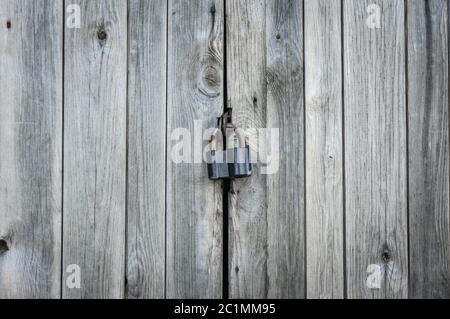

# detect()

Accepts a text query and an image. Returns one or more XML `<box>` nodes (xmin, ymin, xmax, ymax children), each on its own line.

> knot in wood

<box><xmin>202</xmin><ymin>65</ymin><xmax>220</xmax><ymax>88</ymax></box>
<box><xmin>0</xmin><ymin>239</ymin><xmax>9</xmax><ymax>255</ymax></box>
<box><xmin>97</xmin><ymin>29</ymin><xmax>108</xmax><ymax>41</ymax></box>
<box><xmin>198</xmin><ymin>65</ymin><xmax>221</xmax><ymax>98</ymax></box>
<box><xmin>382</xmin><ymin>250</ymin><xmax>391</xmax><ymax>263</ymax></box>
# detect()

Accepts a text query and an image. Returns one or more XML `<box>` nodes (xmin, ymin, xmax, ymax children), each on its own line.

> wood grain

<box><xmin>166</xmin><ymin>0</ymin><xmax>223</xmax><ymax>298</ymax></box>
<box><xmin>407</xmin><ymin>0</ymin><xmax>450</xmax><ymax>299</ymax></box>
<box><xmin>266</xmin><ymin>0</ymin><xmax>305</xmax><ymax>299</ymax></box>
<box><xmin>227</xmin><ymin>0</ymin><xmax>305</xmax><ymax>298</ymax></box>
<box><xmin>0</xmin><ymin>0</ymin><xmax>449</xmax><ymax>300</ymax></box>
<box><xmin>227</xmin><ymin>0</ymin><xmax>267</xmax><ymax>298</ymax></box>
<box><xmin>126</xmin><ymin>0</ymin><xmax>167</xmax><ymax>299</ymax></box>
<box><xmin>305</xmin><ymin>0</ymin><xmax>344</xmax><ymax>299</ymax></box>
<box><xmin>63</xmin><ymin>0</ymin><xmax>127</xmax><ymax>298</ymax></box>
<box><xmin>0</xmin><ymin>0</ymin><xmax>62</xmax><ymax>299</ymax></box>
<box><xmin>344</xmin><ymin>0</ymin><xmax>408</xmax><ymax>298</ymax></box>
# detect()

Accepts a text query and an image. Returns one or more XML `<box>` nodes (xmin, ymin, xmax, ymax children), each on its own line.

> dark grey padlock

<box><xmin>208</xmin><ymin>149</ymin><xmax>229</xmax><ymax>180</ymax></box>
<box><xmin>227</xmin><ymin>131</ymin><xmax>252</xmax><ymax>178</ymax></box>
<box><xmin>207</xmin><ymin>130</ymin><xmax>230</xmax><ymax>180</ymax></box>
<box><xmin>207</xmin><ymin>109</ymin><xmax>252</xmax><ymax>180</ymax></box>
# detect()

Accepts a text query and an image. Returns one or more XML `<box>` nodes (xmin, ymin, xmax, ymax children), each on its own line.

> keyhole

<box><xmin>6</xmin><ymin>20</ymin><xmax>11</xmax><ymax>29</ymax></box>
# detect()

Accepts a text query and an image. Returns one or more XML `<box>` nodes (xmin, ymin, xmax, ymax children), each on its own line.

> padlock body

<box><xmin>228</xmin><ymin>147</ymin><xmax>252</xmax><ymax>178</ymax></box>
<box><xmin>207</xmin><ymin>150</ymin><xmax>229</xmax><ymax>180</ymax></box>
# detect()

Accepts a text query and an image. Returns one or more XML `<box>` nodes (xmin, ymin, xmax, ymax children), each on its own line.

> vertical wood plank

<box><xmin>126</xmin><ymin>0</ymin><xmax>167</xmax><ymax>299</ymax></box>
<box><xmin>266</xmin><ymin>0</ymin><xmax>305</xmax><ymax>299</ymax></box>
<box><xmin>344</xmin><ymin>0</ymin><xmax>408</xmax><ymax>298</ymax></box>
<box><xmin>227</xmin><ymin>0</ymin><xmax>267</xmax><ymax>298</ymax></box>
<box><xmin>305</xmin><ymin>0</ymin><xmax>344</xmax><ymax>299</ymax></box>
<box><xmin>166</xmin><ymin>0</ymin><xmax>223</xmax><ymax>298</ymax></box>
<box><xmin>228</xmin><ymin>0</ymin><xmax>305</xmax><ymax>298</ymax></box>
<box><xmin>63</xmin><ymin>0</ymin><xmax>127</xmax><ymax>298</ymax></box>
<box><xmin>407</xmin><ymin>0</ymin><xmax>450</xmax><ymax>299</ymax></box>
<box><xmin>0</xmin><ymin>0</ymin><xmax>62</xmax><ymax>299</ymax></box>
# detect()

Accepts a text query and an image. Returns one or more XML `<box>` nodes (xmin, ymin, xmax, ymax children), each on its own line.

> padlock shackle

<box><xmin>216</xmin><ymin>107</ymin><xmax>249</xmax><ymax>149</ymax></box>
<box><xmin>230</xmin><ymin>127</ymin><xmax>247</xmax><ymax>149</ymax></box>
<box><xmin>210</xmin><ymin>127</ymin><xmax>222</xmax><ymax>151</ymax></box>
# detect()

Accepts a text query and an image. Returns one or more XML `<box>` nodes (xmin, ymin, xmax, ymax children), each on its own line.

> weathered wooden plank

<box><xmin>305</xmin><ymin>0</ymin><xmax>344</xmax><ymax>299</ymax></box>
<box><xmin>126</xmin><ymin>0</ymin><xmax>167</xmax><ymax>299</ymax></box>
<box><xmin>266</xmin><ymin>0</ymin><xmax>305</xmax><ymax>299</ymax></box>
<box><xmin>227</xmin><ymin>0</ymin><xmax>305</xmax><ymax>298</ymax></box>
<box><xmin>63</xmin><ymin>0</ymin><xmax>127</xmax><ymax>298</ymax></box>
<box><xmin>407</xmin><ymin>0</ymin><xmax>450</xmax><ymax>299</ymax></box>
<box><xmin>0</xmin><ymin>0</ymin><xmax>62</xmax><ymax>299</ymax></box>
<box><xmin>166</xmin><ymin>0</ymin><xmax>223</xmax><ymax>298</ymax></box>
<box><xmin>227</xmin><ymin>0</ymin><xmax>267</xmax><ymax>298</ymax></box>
<box><xmin>344</xmin><ymin>0</ymin><xmax>408</xmax><ymax>298</ymax></box>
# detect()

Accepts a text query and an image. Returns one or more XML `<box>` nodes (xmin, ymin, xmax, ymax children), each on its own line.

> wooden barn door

<box><xmin>0</xmin><ymin>0</ymin><xmax>449</xmax><ymax>299</ymax></box>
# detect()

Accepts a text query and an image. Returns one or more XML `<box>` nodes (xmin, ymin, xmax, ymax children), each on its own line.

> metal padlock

<box><xmin>207</xmin><ymin>129</ymin><xmax>229</xmax><ymax>180</ymax></box>
<box><xmin>227</xmin><ymin>129</ymin><xmax>252</xmax><ymax>178</ymax></box>
<box><xmin>207</xmin><ymin>109</ymin><xmax>252</xmax><ymax>180</ymax></box>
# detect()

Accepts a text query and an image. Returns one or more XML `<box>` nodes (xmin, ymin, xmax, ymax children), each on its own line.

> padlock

<box><xmin>207</xmin><ymin>109</ymin><xmax>252</xmax><ymax>180</ymax></box>
<box><xmin>207</xmin><ymin>129</ymin><xmax>229</xmax><ymax>180</ymax></box>
<box><xmin>227</xmin><ymin>129</ymin><xmax>252</xmax><ymax>178</ymax></box>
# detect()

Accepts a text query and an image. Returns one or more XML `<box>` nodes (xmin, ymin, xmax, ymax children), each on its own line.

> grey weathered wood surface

<box><xmin>227</xmin><ymin>0</ymin><xmax>268</xmax><ymax>298</ymax></box>
<box><xmin>407</xmin><ymin>0</ymin><xmax>450</xmax><ymax>299</ymax></box>
<box><xmin>166</xmin><ymin>0</ymin><xmax>223</xmax><ymax>298</ymax></box>
<box><xmin>344</xmin><ymin>0</ymin><xmax>408</xmax><ymax>298</ymax></box>
<box><xmin>266</xmin><ymin>0</ymin><xmax>305</xmax><ymax>298</ymax></box>
<box><xmin>63</xmin><ymin>0</ymin><xmax>127</xmax><ymax>298</ymax></box>
<box><xmin>0</xmin><ymin>0</ymin><xmax>62</xmax><ymax>299</ymax></box>
<box><xmin>126</xmin><ymin>0</ymin><xmax>167</xmax><ymax>299</ymax></box>
<box><xmin>305</xmin><ymin>0</ymin><xmax>344</xmax><ymax>299</ymax></box>
<box><xmin>0</xmin><ymin>0</ymin><xmax>449</xmax><ymax>299</ymax></box>
<box><xmin>227</xmin><ymin>0</ymin><xmax>305</xmax><ymax>299</ymax></box>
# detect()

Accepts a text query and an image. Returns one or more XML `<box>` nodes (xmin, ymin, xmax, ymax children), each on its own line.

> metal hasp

<box><xmin>207</xmin><ymin>108</ymin><xmax>252</xmax><ymax>180</ymax></box>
